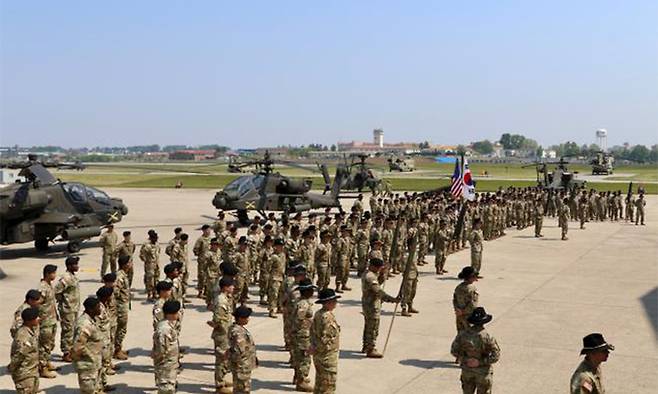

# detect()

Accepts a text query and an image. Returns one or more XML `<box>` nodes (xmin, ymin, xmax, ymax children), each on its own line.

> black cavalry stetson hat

<box><xmin>315</xmin><ymin>288</ymin><xmax>341</xmax><ymax>304</ymax></box>
<box><xmin>580</xmin><ymin>333</ymin><xmax>615</xmax><ymax>355</ymax></box>
<box><xmin>458</xmin><ymin>266</ymin><xmax>477</xmax><ymax>280</ymax></box>
<box><xmin>467</xmin><ymin>307</ymin><xmax>493</xmax><ymax>325</ymax></box>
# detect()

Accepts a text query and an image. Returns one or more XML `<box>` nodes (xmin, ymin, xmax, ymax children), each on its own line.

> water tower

<box><xmin>373</xmin><ymin>128</ymin><xmax>384</xmax><ymax>148</ymax></box>
<box><xmin>595</xmin><ymin>129</ymin><xmax>607</xmax><ymax>151</ymax></box>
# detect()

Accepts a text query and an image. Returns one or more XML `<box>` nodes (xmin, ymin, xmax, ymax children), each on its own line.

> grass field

<box><xmin>56</xmin><ymin>169</ymin><xmax>658</xmax><ymax>194</ymax></box>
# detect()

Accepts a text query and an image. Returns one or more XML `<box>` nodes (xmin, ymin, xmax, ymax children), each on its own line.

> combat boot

<box><xmin>113</xmin><ymin>349</ymin><xmax>128</xmax><ymax>360</ymax></box>
<box><xmin>259</xmin><ymin>296</ymin><xmax>267</xmax><ymax>306</ymax></box>
<box><xmin>295</xmin><ymin>380</ymin><xmax>313</xmax><ymax>392</ymax></box>
<box><xmin>106</xmin><ymin>367</ymin><xmax>116</xmax><ymax>375</ymax></box>
<box><xmin>47</xmin><ymin>361</ymin><xmax>60</xmax><ymax>371</ymax></box>
<box><xmin>39</xmin><ymin>367</ymin><xmax>56</xmax><ymax>379</ymax></box>
<box><xmin>335</xmin><ymin>285</ymin><xmax>343</xmax><ymax>294</ymax></box>
<box><xmin>366</xmin><ymin>349</ymin><xmax>384</xmax><ymax>358</ymax></box>
<box><xmin>268</xmin><ymin>310</ymin><xmax>278</xmax><ymax>319</ymax></box>
<box><xmin>217</xmin><ymin>386</ymin><xmax>232</xmax><ymax>394</ymax></box>
<box><xmin>61</xmin><ymin>353</ymin><xmax>73</xmax><ymax>363</ymax></box>
<box><xmin>341</xmin><ymin>285</ymin><xmax>351</xmax><ymax>291</ymax></box>
<box><xmin>401</xmin><ymin>308</ymin><xmax>411</xmax><ymax>317</ymax></box>
<box><xmin>409</xmin><ymin>306</ymin><xmax>419</xmax><ymax>313</ymax></box>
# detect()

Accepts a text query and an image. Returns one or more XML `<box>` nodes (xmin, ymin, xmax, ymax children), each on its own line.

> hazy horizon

<box><xmin>1</xmin><ymin>1</ymin><xmax>657</xmax><ymax>149</ymax></box>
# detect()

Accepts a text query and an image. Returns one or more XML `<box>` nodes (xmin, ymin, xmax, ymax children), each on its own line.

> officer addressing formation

<box><xmin>5</xmin><ymin>184</ymin><xmax>648</xmax><ymax>393</ymax></box>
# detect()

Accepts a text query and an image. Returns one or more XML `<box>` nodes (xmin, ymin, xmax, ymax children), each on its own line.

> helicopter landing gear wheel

<box><xmin>237</xmin><ymin>209</ymin><xmax>249</xmax><ymax>226</ymax></box>
<box><xmin>35</xmin><ymin>238</ymin><xmax>49</xmax><ymax>251</ymax></box>
<box><xmin>67</xmin><ymin>241</ymin><xmax>81</xmax><ymax>254</ymax></box>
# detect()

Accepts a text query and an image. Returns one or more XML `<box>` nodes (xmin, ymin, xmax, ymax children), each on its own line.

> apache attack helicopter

<box><xmin>0</xmin><ymin>155</ymin><xmax>128</xmax><ymax>252</ymax></box>
<box><xmin>387</xmin><ymin>154</ymin><xmax>415</xmax><ymax>172</ymax></box>
<box><xmin>589</xmin><ymin>151</ymin><xmax>614</xmax><ymax>175</ymax></box>
<box><xmin>337</xmin><ymin>153</ymin><xmax>390</xmax><ymax>194</ymax></box>
<box><xmin>212</xmin><ymin>152</ymin><xmax>346</xmax><ymax>225</ymax></box>
<box><xmin>522</xmin><ymin>156</ymin><xmax>586</xmax><ymax>191</ymax></box>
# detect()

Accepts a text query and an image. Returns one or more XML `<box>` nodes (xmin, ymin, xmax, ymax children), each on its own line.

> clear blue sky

<box><xmin>1</xmin><ymin>1</ymin><xmax>656</xmax><ymax>149</ymax></box>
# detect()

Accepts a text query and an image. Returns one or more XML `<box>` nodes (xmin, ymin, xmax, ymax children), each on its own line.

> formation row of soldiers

<box><xmin>8</xmin><ymin>186</ymin><xmax>644</xmax><ymax>393</ymax></box>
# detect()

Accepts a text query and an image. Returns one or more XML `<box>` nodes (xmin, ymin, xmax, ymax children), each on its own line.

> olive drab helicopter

<box><xmin>212</xmin><ymin>151</ymin><xmax>346</xmax><ymax>225</ymax></box>
<box><xmin>337</xmin><ymin>153</ymin><xmax>390</xmax><ymax>194</ymax></box>
<box><xmin>522</xmin><ymin>156</ymin><xmax>586</xmax><ymax>191</ymax></box>
<box><xmin>590</xmin><ymin>151</ymin><xmax>614</xmax><ymax>175</ymax></box>
<box><xmin>0</xmin><ymin>155</ymin><xmax>128</xmax><ymax>252</ymax></box>
<box><xmin>387</xmin><ymin>154</ymin><xmax>415</xmax><ymax>172</ymax></box>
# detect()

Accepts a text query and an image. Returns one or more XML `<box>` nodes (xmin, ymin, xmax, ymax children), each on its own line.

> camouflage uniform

<box><xmin>559</xmin><ymin>204</ymin><xmax>570</xmax><ymax>239</ymax></box>
<box><xmin>334</xmin><ymin>235</ymin><xmax>351</xmax><ymax>290</ymax></box>
<box><xmin>211</xmin><ymin>292</ymin><xmax>233</xmax><ymax>389</ymax></box>
<box><xmin>293</xmin><ymin>297</ymin><xmax>314</xmax><ymax>385</ymax></box>
<box><xmin>10</xmin><ymin>302</ymin><xmax>31</xmax><ymax>339</ymax></box>
<box><xmin>298</xmin><ymin>241</ymin><xmax>317</xmax><ymax>280</ymax></box>
<box><xmin>9</xmin><ymin>324</ymin><xmax>39</xmax><ymax>393</ymax></box>
<box><xmin>434</xmin><ymin>227</ymin><xmax>449</xmax><ymax>273</ymax></box>
<box><xmin>635</xmin><ymin>197</ymin><xmax>646</xmax><ymax>225</ymax></box>
<box><xmin>361</xmin><ymin>270</ymin><xmax>397</xmax><ymax>352</ymax></box>
<box><xmin>169</xmin><ymin>241</ymin><xmax>189</xmax><ymax>294</ymax></box>
<box><xmin>570</xmin><ymin>359</ymin><xmax>605</xmax><ymax>394</ymax></box>
<box><xmin>97</xmin><ymin>302</ymin><xmax>112</xmax><ymax>387</ymax></box>
<box><xmin>116</xmin><ymin>239</ymin><xmax>136</xmax><ymax>286</ymax></box>
<box><xmin>38</xmin><ymin>278</ymin><xmax>58</xmax><ymax>370</ymax></box>
<box><xmin>355</xmin><ymin>228</ymin><xmax>370</xmax><ymax>276</ymax></box>
<box><xmin>450</xmin><ymin>326</ymin><xmax>501</xmax><ymax>394</ymax></box>
<box><xmin>233</xmin><ymin>249</ymin><xmax>250</xmax><ymax>303</ymax></box>
<box><xmin>228</xmin><ymin>323</ymin><xmax>258</xmax><ymax>394</ymax></box>
<box><xmin>452</xmin><ymin>282</ymin><xmax>478</xmax><ymax>332</ymax></box>
<box><xmin>153</xmin><ymin>320</ymin><xmax>179</xmax><ymax>394</ymax></box>
<box><xmin>140</xmin><ymin>241</ymin><xmax>161</xmax><ymax>297</ymax></box>
<box><xmin>193</xmin><ymin>235</ymin><xmax>211</xmax><ymax>294</ymax></box>
<box><xmin>204</xmin><ymin>248</ymin><xmax>222</xmax><ymax>304</ymax></box>
<box><xmin>468</xmin><ymin>229</ymin><xmax>484</xmax><ymax>274</ymax></box>
<box><xmin>99</xmin><ymin>230</ymin><xmax>118</xmax><ymax>276</ymax></box>
<box><xmin>114</xmin><ymin>268</ymin><xmax>131</xmax><ymax>353</ymax></box>
<box><xmin>311</xmin><ymin>308</ymin><xmax>341</xmax><ymax>394</ymax></box>
<box><xmin>268</xmin><ymin>252</ymin><xmax>286</xmax><ymax>314</ymax></box>
<box><xmin>55</xmin><ymin>270</ymin><xmax>80</xmax><ymax>356</ymax></box>
<box><xmin>153</xmin><ymin>297</ymin><xmax>166</xmax><ymax>330</ymax></box>
<box><xmin>315</xmin><ymin>241</ymin><xmax>332</xmax><ymax>290</ymax></box>
<box><xmin>73</xmin><ymin>313</ymin><xmax>103</xmax><ymax>393</ymax></box>
<box><xmin>534</xmin><ymin>202</ymin><xmax>544</xmax><ymax>237</ymax></box>
<box><xmin>258</xmin><ymin>246</ymin><xmax>273</xmax><ymax>303</ymax></box>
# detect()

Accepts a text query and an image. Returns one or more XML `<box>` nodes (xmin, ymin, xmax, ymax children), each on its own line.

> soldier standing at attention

<box><xmin>38</xmin><ymin>264</ymin><xmax>59</xmax><ymax>377</ymax></box>
<box><xmin>635</xmin><ymin>194</ymin><xmax>646</xmax><ymax>225</ymax></box>
<box><xmin>233</xmin><ymin>236</ymin><xmax>251</xmax><ymax>304</ymax></box>
<box><xmin>72</xmin><ymin>297</ymin><xmax>104</xmax><ymax>394</ymax></box>
<box><xmin>268</xmin><ymin>238</ymin><xmax>287</xmax><ymax>318</ymax></box>
<box><xmin>169</xmin><ymin>233</ymin><xmax>190</xmax><ymax>298</ymax></box>
<box><xmin>570</xmin><ymin>333</ymin><xmax>614</xmax><ymax>394</ymax></box>
<box><xmin>453</xmin><ymin>267</ymin><xmax>479</xmax><ymax>333</ymax></box>
<box><xmin>9</xmin><ymin>307</ymin><xmax>41</xmax><ymax>393</ymax></box>
<box><xmin>334</xmin><ymin>225</ymin><xmax>352</xmax><ymax>293</ymax></box>
<box><xmin>113</xmin><ymin>255</ymin><xmax>132</xmax><ymax>361</ymax></box>
<box><xmin>534</xmin><ymin>197</ymin><xmax>544</xmax><ymax>238</ymax></box>
<box><xmin>361</xmin><ymin>258</ymin><xmax>399</xmax><ymax>358</ymax></box>
<box><xmin>193</xmin><ymin>224</ymin><xmax>213</xmax><ymax>298</ymax></box>
<box><xmin>208</xmin><ymin>278</ymin><xmax>235</xmax><ymax>393</ymax></box>
<box><xmin>559</xmin><ymin>198</ymin><xmax>571</xmax><ymax>240</ymax></box>
<box><xmin>100</xmin><ymin>224</ymin><xmax>118</xmax><ymax>277</ymax></box>
<box><xmin>258</xmin><ymin>235</ymin><xmax>274</xmax><ymax>306</ymax></box>
<box><xmin>355</xmin><ymin>220</ymin><xmax>370</xmax><ymax>277</ymax></box>
<box><xmin>434</xmin><ymin>219</ymin><xmax>450</xmax><ymax>275</ymax></box>
<box><xmin>55</xmin><ymin>255</ymin><xmax>80</xmax><ymax>363</ymax></box>
<box><xmin>298</xmin><ymin>229</ymin><xmax>317</xmax><ymax>281</ymax></box>
<box><xmin>204</xmin><ymin>237</ymin><xmax>223</xmax><ymax>306</ymax></box>
<box><xmin>153</xmin><ymin>281</ymin><xmax>173</xmax><ymax>330</ymax></box>
<box><xmin>292</xmin><ymin>278</ymin><xmax>316</xmax><ymax>392</ymax></box>
<box><xmin>116</xmin><ymin>231</ymin><xmax>136</xmax><ymax>287</ymax></box>
<box><xmin>450</xmin><ymin>307</ymin><xmax>501</xmax><ymax>394</ymax></box>
<box><xmin>140</xmin><ymin>231</ymin><xmax>161</xmax><ymax>300</ymax></box>
<box><xmin>309</xmin><ymin>288</ymin><xmax>341</xmax><ymax>394</ymax></box>
<box><xmin>153</xmin><ymin>300</ymin><xmax>181</xmax><ymax>394</ymax></box>
<box><xmin>10</xmin><ymin>290</ymin><xmax>42</xmax><ymax>340</ymax></box>
<box><xmin>401</xmin><ymin>236</ymin><xmax>419</xmax><ymax>317</ymax></box>
<box><xmin>468</xmin><ymin>219</ymin><xmax>484</xmax><ymax>278</ymax></box>
<box><xmin>315</xmin><ymin>230</ymin><xmax>332</xmax><ymax>290</ymax></box>
<box><xmin>228</xmin><ymin>305</ymin><xmax>258</xmax><ymax>394</ymax></box>
<box><xmin>95</xmin><ymin>286</ymin><xmax>115</xmax><ymax>391</ymax></box>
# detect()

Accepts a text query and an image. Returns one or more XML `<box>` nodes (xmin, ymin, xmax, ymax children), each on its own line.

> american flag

<box><xmin>450</xmin><ymin>157</ymin><xmax>462</xmax><ymax>198</ymax></box>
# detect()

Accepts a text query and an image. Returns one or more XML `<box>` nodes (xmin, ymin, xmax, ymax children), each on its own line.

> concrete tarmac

<box><xmin>1</xmin><ymin>189</ymin><xmax>656</xmax><ymax>393</ymax></box>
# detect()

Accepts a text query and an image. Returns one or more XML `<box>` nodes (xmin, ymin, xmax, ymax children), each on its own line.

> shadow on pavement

<box><xmin>640</xmin><ymin>287</ymin><xmax>658</xmax><ymax>340</ymax></box>
<box><xmin>339</xmin><ymin>349</ymin><xmax>364</xmax><ymax>360</ymax></box>
<box><xmin>252</xmin><ymin>378</ymin><xmax>296</xmax><ymax>392</ymax></box>
<box><xmin>399</xmin><ymin>358</ymin><xmax>460</xmax><ymax>369</ymax></box>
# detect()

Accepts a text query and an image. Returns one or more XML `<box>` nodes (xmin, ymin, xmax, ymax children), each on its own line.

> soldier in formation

<box><xmin>570</xmin><ymin>333</ymin><xmax>614</xmax><ymax>394</ymax></box>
